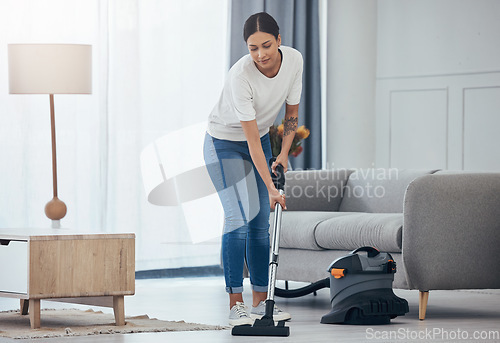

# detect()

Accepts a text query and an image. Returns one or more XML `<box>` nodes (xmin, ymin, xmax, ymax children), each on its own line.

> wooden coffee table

<box><xmin>0</xmin><ymin>229</ymin><xmax>135</xmax><ymax>328</ymax></box>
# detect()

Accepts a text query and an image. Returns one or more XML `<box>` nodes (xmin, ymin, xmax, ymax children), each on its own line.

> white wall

<box><xmin>325</xmin><ymin>0</ymin><xmax>377</xmax><ymax>168</ymax></box>
<box><xmin>324</xmin><ymin>0</ymin><xmax>500</xmax><ymax>171</ymax></box>
<box><xmin>376</xmin><ymin>0</ymin><xmax>500</xmax><ymax>170</ymax></box>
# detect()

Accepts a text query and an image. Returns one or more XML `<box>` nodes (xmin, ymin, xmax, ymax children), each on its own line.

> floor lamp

<box><xmin>8</xmin><ymin>44</ymin><xmax>92</xmax><ymax>228</ymax></box>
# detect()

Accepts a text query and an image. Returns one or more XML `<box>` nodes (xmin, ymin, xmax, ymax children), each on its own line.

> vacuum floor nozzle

<box><xmin>231</xmin><ymin>319</ymin><xmax>290</xmax><ymax>337</ymax></box>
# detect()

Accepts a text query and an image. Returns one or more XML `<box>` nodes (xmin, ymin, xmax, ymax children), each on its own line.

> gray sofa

<box><xmin>272</xmin><ymin>168</ymin><xmax>500</xmax><ymax>320</ymax></box>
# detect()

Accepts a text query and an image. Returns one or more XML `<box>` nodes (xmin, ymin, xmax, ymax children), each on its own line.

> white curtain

<box><xmin>0</xmin><ymin>0</ymin><xmax>228</xmax><ymax>270</ymax></box>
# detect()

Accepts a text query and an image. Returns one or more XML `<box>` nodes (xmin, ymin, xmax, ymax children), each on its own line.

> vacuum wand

<box><xmin>267</xmin><ymin>188</ymin><xmax>283</xmax><ymax>303</ymax></box>
<box><xmin>266</xmin><ymin>157</ymin><xmax>286</xmax><ymax>309</ymax></box>
<box><xmin>231</xmin><ymin>157</ymin><xmax>290</xmax><ymax>337</ymax></box>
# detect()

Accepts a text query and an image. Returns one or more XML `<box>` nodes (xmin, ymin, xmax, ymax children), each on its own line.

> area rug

<box><xmin>0</xmin><ymin>309</ymin><xmax>229</xmax><ymax>339</ymax></box>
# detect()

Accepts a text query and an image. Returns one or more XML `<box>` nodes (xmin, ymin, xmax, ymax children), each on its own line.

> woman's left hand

<box><xmin>271</xmin><ymin>153</ymin><xmax>289</xmax><ymax>175</ymax></box>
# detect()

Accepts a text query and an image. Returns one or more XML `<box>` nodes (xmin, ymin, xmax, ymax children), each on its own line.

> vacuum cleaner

<box><xmin>275</xmin><ymin>246</ymin><xmax>408</xmax><ymax>325</ymax></box>
<box><xmin>232</xmin><ymin>158</ymin><xmax>290</xmax><ymax>337</ymax></box>
<box><xmin>321</xmin><ymin>246</ymin><xmax>409</xmax><ymax>324</ymax></box>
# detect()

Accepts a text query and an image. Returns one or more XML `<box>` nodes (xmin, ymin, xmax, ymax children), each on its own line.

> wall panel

<box><xmin>389</xmin><ymin>89</ymin><xmax>448</xmax><ymax>169</ymax></box>
<box><xmin>376</xmin><ymin>0</ymin><xmax>500</xmax><ymax>171</ymax></box>
<box><xmin>463</xmin><ymin>86</ymin><xmax>500</xmax><ymax>170</ymax></box>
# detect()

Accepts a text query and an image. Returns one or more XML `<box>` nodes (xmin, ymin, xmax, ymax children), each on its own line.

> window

<box><xmin>1</xmin><ymin>0</ymin><xmax>229</xmax><ymax>270</ymax></box>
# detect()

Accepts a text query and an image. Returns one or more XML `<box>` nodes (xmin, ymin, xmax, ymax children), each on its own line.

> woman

<box><xmin>203</xmin><ymin>12</ymin><xmax>303</xmax><ymax>326</ymax></box>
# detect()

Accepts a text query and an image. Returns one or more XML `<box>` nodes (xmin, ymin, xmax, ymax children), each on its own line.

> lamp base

<box><xmin>45</xmin><ymin>196</ymin><xmax>67</xmax><ymax>221</ymax></box>
<box><xmin>51</xmin><ymin>220</ymin><xmax>62</xmax><ymax>229</ymax></box>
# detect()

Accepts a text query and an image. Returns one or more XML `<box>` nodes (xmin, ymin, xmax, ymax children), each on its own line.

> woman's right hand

<box><xmin>269</xmin><ymin>186</ymin><xmax>286</xmax><ymax>210</ymax></box>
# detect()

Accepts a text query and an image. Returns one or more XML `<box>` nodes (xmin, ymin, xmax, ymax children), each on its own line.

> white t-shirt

<box><xmin>207</xmin><ymin>46</ymin><xmax>303</xmax><ymax>141</ymax></box>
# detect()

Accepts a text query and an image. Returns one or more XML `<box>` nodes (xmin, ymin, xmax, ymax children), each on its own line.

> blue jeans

<box><xmin>203</xmin><ymin>132</ymin><xmax>272</xmax><ymax>294</ymax></box>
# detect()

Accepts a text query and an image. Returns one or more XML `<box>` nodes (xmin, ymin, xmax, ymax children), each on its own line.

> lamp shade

<box><xmin>8</xmin><ymin>44</ymin><xmax>92</xmax><ymax>94</ymax></box>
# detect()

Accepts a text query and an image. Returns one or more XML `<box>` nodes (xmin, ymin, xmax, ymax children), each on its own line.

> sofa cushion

<box><xmin>271</xmin><ymin>211</ymin><xmax>354</xmax><ymax>250</ymax></box>
<box><xmin>284</xmin><ymin>169</ymin><xmax>353</xmax><ymax>211</ymax></box>
<box><xmin>314</xmin><ymin>213</ymin><xmax>403</xmax><ymax>252</ymax></box>
<box><xmin>339</xmin><ymin>169</ymin><xmax>437</xmax><ymax>213</ymax></box>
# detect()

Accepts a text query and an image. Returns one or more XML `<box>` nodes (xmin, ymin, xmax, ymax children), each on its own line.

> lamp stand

<box><xmin>44</xmin><ymin>94</ymin><xmax>67</xmax><ymax>228</ymax></box>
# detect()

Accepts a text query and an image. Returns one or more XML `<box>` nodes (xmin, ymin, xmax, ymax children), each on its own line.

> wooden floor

<box><xmin>1</xmin><ymin>277</ymin><xmax>499</xmax><ymax>342</ymax></box>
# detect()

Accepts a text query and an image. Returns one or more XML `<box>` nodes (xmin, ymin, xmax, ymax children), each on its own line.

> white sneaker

<box><xmin>229</xmin><ymin>302</ymin><xmax>254</xmax><ymax>326</ymax></box>
<box><xmin>250</xmin><ymin>301</ymin><xmax>291</xmax><ymax>321</ymax></box>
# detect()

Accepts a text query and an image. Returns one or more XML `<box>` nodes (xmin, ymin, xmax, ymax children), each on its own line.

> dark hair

<box><xmin>243</xmin><ymin>12</ymin><xmax>280</xmax><ymax>42</ymax></box>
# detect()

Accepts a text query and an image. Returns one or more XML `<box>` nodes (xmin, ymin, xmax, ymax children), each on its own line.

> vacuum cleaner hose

<box><xmin>275</xmin><ymin>278</ymin><xmax>330</xmax><ymax>298</ymax></box>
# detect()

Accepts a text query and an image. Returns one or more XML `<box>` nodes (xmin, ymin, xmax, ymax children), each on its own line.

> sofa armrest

<box><xmin>403</xmin><ymin>173</ymin><xmax>500</xmax><ymax>291</ymax></box>
<box><xmin>284</xmin><ymin>169</ymin><xmax>353</xmax><ymax>211</ymax></box>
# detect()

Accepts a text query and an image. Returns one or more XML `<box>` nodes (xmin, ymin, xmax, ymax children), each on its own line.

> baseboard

<box><xmin>135</xmin><ymin>265</ymin><xmax>223</xmax><ymax>279</ymax></box>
